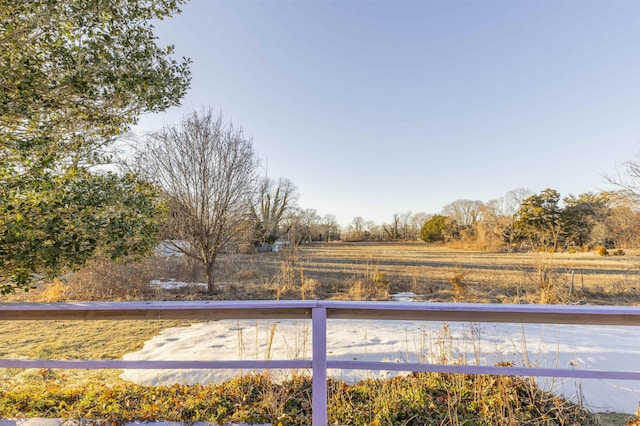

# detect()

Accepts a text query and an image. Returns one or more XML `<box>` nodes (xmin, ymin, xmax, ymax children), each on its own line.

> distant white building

<box><xmin>259</xmin><ymin>238</ymin><xmax>290</xmax><ymax>253</ymax></box>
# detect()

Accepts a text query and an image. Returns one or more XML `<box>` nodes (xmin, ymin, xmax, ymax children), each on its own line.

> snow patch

<box><xmin>121</xmin><ymin>319</ymin><xmax>640</xmax><ymax>414</ymax></box>
<box><xmin>391</xmin><ymin>292</ymin><xmax>422</xmax><ymax>302</ymax></box>
<box><xmin>149</xmin><ymin>279</ymin><xmax>206</xmax><ymax>290</ymax></box>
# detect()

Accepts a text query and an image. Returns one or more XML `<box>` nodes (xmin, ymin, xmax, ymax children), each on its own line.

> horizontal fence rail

<box><xmin>1</xmin><ymin>300</ymin><xmax>640</xmax><ymax>425</ymax></box>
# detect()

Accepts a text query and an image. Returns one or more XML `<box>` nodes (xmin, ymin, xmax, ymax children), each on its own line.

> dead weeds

<box><xmin>2</xmin><ymin>242</ymin><xmax>640</xmax><ymax>423</ymax></box>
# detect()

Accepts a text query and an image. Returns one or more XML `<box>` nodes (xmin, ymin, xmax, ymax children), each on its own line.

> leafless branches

<box><xmin>135</xmin><ymin>108</ymin><xmax>256</xmax><ymax>294</ymax></box>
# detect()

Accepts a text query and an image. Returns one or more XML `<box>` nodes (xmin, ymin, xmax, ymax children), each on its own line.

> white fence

<box><xmin>1</xmin><ymin>300</ymin><xmax>640</xmax><ymax>425</ymax></box>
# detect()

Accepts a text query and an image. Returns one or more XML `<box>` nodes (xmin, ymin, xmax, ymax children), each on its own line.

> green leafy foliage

<box><xmin>512</xmin><ymin>189</ymin><xmax>563</xmax><ymax>251</ymax></box>
<box><xmin>561</xmin><ymin>192</ymin><xmax>613</xmax><ymax>249</ymax></box>
<box><xmin>0</xmin><ymin>169</ymin><xmax>166</xmax><ymax>293</ymax></box>
<box><xmin>420</xmin><ymin>215</ymin><xmax>447</xmax><ymax>242</ymax></box>
<box><xmin>510</xmin><ymin>189</ymin><xmax>623</xmax><ymax>252</ymax></box>
<box><xmin>0</xmin><ymin>0</ymin><xmax>190</xmax><ymax>292</ymax></box>
<box><xmin>0</xmin><ymin>0</ymin><xmax>191</xmax><ymax>166</ymax></box>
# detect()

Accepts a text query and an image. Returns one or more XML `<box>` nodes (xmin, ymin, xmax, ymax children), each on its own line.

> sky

<box><xmin>132</xmin><ymin>0</ymin><xmax>640</xmax><ymax>228</ymax></box>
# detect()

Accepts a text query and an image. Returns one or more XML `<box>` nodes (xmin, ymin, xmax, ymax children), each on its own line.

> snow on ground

<box><xmin>149</xmin><ymin>279</ymin><xmax>206</xmax><ymax>290</ymax></box>
<box><xmin>390</xmin><ymin>292</ymin><xmax>422</xmax><ymax>302</ymax></box>
<box><xmin>124</xmin><ymin>289</ymin><xmax>640</xmax><ymax>414</ymax></box>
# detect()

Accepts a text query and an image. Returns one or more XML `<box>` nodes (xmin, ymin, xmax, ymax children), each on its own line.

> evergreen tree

<box><xmin>0</xmin><ymin>0</ymin><xmax>191</xmax><ymax>292</ymax></box>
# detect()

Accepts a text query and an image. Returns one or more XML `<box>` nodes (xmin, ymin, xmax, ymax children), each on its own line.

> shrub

<box><xmin>63</xmin><ymin>258</ymin><xmax>160</xmax><ymax>301</ymax></box>
<box><xmin>596</xmin><ymin>246</ymin><xmax>609</xmax><ymax>256</ymax></box>
<box><xmin>420</xmin><ymin>215</ymin><xmax>446</xmax><ymax>242</ymax></box>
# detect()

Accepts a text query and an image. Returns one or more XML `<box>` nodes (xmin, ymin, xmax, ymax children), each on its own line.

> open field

<box><xmin>1</xmin><ymin>242</ymin><xmax>639</xmax><ymax>424</ymax></box>
<box><xmin>207</xmin><ymin>242</ymin><xmax>640</xmax><ymax>305</ymax></box>
<box><xmin>4</xmin><ymin>242</ymin><xmax>637</xmax><ymax>385</ymax></box>
<box><xmin>18</xmin><ymin>241</ymin><xmax>635</xmax><ymax>305</ymax></box>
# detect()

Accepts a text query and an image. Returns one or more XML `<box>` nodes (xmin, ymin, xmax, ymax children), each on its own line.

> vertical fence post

<box><xmin>569</xmin><ymin>270</ymin><xmax>575</xmax><ymax>296</ymax></box>
<box><xmin>312</xmin><ymin>306</ymin><xmax>328</xmax><ymax>426</ymax></box>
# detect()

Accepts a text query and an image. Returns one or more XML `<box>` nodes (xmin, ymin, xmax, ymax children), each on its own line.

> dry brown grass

<box><xmin>7</xmin><ymin>241</ymin><xmax>639</xmax><ymax>306</ymax></box>
<box><xmin>0</xmin><ymin>317</ymin><xmax>190</xmax><ymax>389</ymax></box>
<box><xmin>2</xmin><ymin>242</ymin><xmax>639</xmax><ymax>424</ymax></box>
<box><xmin>448</xmin><ymin>264</ymin><xmax>468</xmax><ymax>300</ymax></box>
<box><xmin>61</xmin><ymin>257</ymin><xmax>176</xmax><ymax>301</ymax></box>
<box><xmin>210</xmin><ymin>241</ymin><xmax>639</xmax><ymax>305</ymax></box>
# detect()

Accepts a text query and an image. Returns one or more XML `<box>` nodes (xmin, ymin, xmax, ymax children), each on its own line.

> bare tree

<box><xmin>605</xmin><ymin>198</ymin><xmax>640</xmax><ymax>248</ymax></box>
<box><xmin>299</xmin><ymin>208</ymin><xmax>321</xmax><ymax>243</ymax></box>
<box><xmin>384</xmin><ymin>214</ymin><xmax>401</xmax><ymax>240</ymax></box>
<box><xmin>604</xmin><ymin>155</ymin><xmax>640</xmax><ymax>247</ymax></box>
<box><xmin>280</xmin><ymin>207</ymin><xmax>320</xmax><ymax>245</ymax></box>
<box><xmin>320</xmin><ymin>214</ymin><xmax>340</xmax><ymax>241</ymax></box>
<box><xmin>250</xmin><ymin>176</ymin><xmax>297</xmax><ymax>249</ymax></box>
<box><xmin>364</xmin><ymin>220</ymin><xmax>378</xmax><ymax>240</ymax></box>
<box><xmin>504</xmin><ymin>188</ymin><xmax>534</xmax><ymax>215</ymax></box>
<box><xmin>384</xmin><ymin>212</ymin><xmax>412</xmax><ymax>240</ymax></box>
<box><xmin>398</xmin><ymin>211</ymin><xmax>412</xmax><ymax>239</ymax></box>
<box><xmin>606</xmin><ymin>153</ymin><xmax>640</xmax><ymax>203</ymax></box>
<box><xmin>410</xmin><ymin>212</ymin><xmax>431</xmax><ymax>239</ymax></box>
<box><xmin>442</xmin><ymin>199</ymin><xmax>484</xmax><ymax>228</ymax></box>
<box><xmin>136</xmin><ymin>108</ymin><xmax>256</xmax><ymax>294</ymax></box>
<box><xmin>350</xmin><ymin>216</ymin><xmax>366</xmax><ymax>240</ymax></box>
<box><xmin>482</xmin><ymin>188</ymin><xmax>533</xmax><ymax>250</ymax></box>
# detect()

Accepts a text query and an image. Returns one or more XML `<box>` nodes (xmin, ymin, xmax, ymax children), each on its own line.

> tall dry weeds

<box><xmin>62</xmin><ymin>258</ymin><xmax>157</xmax><ymax>301</ymax></box>
<box><xmin>526</xmin><ymin>254</ymin><xmax>573</xmax><ymax>304</ymax></box>
<box><xmin>347</xmin><ymin>261</ymin><xmax>390</xmax><ymax>300</ymax></box>
<box><xmin>448</xmin><ymin>265</ymin><xmax>468</xmax><ymax>301</ymax></box>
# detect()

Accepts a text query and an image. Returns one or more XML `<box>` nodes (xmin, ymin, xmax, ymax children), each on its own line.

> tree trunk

<box><xmin>206</xmin><ymin>259</ymin><xmax>217</xmax><ymax>295</ymax></box>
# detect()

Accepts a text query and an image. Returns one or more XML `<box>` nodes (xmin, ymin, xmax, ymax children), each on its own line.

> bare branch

<box><xmin>134</xmin><ymin>108</ymin><xmax>256</xmax><ymax>294</ymax></box>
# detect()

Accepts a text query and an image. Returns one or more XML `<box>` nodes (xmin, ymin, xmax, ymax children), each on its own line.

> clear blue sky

<box><xmin>132</xmin><ymin>0</ymin><xmax>640</xmax><ymax>228</ymax></box>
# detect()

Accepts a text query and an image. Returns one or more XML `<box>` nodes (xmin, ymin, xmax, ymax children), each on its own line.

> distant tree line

<box><xmin>342</xmin><ymin>186</ymin><xmax>640</xmax><ymax>252</ymax></box>
<box><xmin>429</xmin><ymin>188</ymin><xmax>640</xmax><ymax>251</ymax></box>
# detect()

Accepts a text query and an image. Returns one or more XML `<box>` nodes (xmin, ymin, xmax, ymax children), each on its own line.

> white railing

<box><xmin>1</xmin><ymin>300</ymin><xmax>640</xmax><ymax>425</ymax></box>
